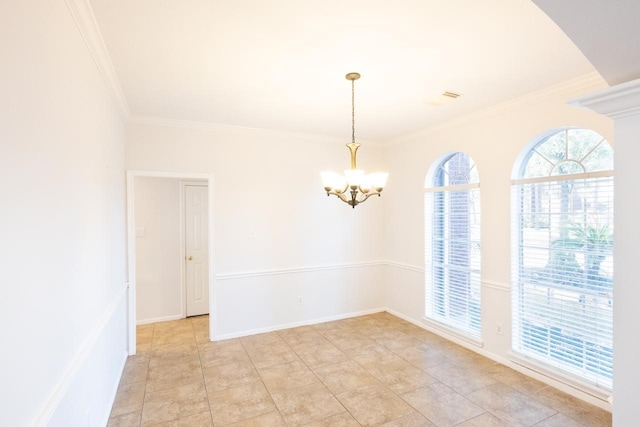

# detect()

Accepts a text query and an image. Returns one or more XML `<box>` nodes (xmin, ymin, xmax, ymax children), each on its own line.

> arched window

<box><xmin>425</xmin><ymin>152</ymin><xmax>481</xmax><ymax>340</ymax></box>
<box><xmin>511</xmin><ymin>128</ymin><xmax>613</xmax><ymax>391</ymax></box>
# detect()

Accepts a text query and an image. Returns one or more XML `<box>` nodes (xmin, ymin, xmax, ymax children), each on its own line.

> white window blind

<box><xmin>511</xmin><ymin>129</ymin><xmax>613</xmax><ymax>390</ymax></box>
<box><xmin>425</xmin><ymin>152</ymin><xmax>481</xmax><ymax>340</ymax></box>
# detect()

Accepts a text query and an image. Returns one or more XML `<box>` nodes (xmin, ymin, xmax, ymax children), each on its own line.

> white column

<box><xmin>573</xmin><ymin>79</ymin><xmax>640</xmax><ymax>426</ymax></box>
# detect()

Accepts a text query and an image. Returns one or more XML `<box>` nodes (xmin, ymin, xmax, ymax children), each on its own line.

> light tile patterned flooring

<box><xmin>108</xmin><ymin>312</ymin><xmax>611</xmax><ymax>426</ymax></box>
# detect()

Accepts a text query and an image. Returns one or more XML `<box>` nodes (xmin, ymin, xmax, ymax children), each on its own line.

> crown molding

<box><xmin>127</xmin><ymin>115</ymin><xmax>385</xmax><ymax>147</ymax></box>
<box><xmin>385</xmin><ymin>72</ymin><xmax>607</xmax><ymax>146</ymax></box>
<box><xmin>65</xmin><ymin>0</ymin><xmax>130</xmax><ymax>119</ymax></box>
<box><xmin>570</xmin><ymin>78</ymin><xmax>640</xmax><ymax>119</ymax></box>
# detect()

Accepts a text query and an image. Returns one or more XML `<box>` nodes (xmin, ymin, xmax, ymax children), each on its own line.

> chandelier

<box><xmin>321</xmin><ymin>73</ymin><xmax>388</xmax><ymax>208</ymax></box>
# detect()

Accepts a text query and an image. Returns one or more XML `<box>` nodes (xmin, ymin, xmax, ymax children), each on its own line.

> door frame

<box><xmin>126</xmin><ymin>170</ymin><xmax>215</xmax><ymax>355</ymax></box>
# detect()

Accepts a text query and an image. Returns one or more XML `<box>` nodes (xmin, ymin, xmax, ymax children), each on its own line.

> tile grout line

<box><xmin>376</xmin><ymin>318</ymin><xmax>560</xmax><ymax>427</ymax></box>
<box><xmin>375</xmin><ymin>326</ymin><xmax>469</xmax><ymax>426</ymax></box>
<box><xmin>307</xmin><ymin>325</ymin><xmax>367</xmax><ymax>426</ymax></box>
<box><xmin>342</xmin><ymin>322</ymin><xmax>436</xmax><ymax>425</ymax></box>
<box><xmin>138</xmin><ymin>322</ymin><xmax>154</xmax><ymax>427</ymax></box>
<box><xmin>191</xmin><ymin>316</ymin><xmax>215</xmax><ymax>426</ymax></box>
<box><xmin>237</xmin><ymin>334</ymin><xmax>290</xmax><ymax>426</ymax></box>
<box><xmin>277</xmin><ymin>328</ymin><xmax>354</xmax><ymax>424</ymax></box>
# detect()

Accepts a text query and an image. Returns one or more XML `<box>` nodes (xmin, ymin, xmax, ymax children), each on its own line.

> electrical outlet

<box><xmin>297</xmin><ymin>296</ymin><xmax>303</xmax><ymax>305</ymax></box>
<box><xmin>496</xmin><ymin>322</ymin><xmax>503</xmax><ymax>335</ymax></box>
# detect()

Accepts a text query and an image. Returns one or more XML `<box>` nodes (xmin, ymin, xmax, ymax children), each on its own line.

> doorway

<box><xmin>126</xmin><ymin>171</ymin><xmax>215</xmax><ymax>355</ymax></box>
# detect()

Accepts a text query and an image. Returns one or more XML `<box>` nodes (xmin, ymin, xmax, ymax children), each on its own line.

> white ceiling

<box><xmin>534</xmin><ymin>0</ymin><xmax>640</xmax><ymax>86</ymax></box>
<box><xmin>89</xmin><ymin>0</ymin><xmax>597</xmax><ymax>142</ymax></box>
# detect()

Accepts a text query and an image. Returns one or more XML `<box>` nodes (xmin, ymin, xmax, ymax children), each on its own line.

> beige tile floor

<box><xmin>108</xmin><ymin>312</ymin><xmax>611</xmax><ymax>427</ymax></box>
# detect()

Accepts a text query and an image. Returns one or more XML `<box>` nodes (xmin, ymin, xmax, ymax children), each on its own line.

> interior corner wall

<box><xmin>126</xmin><ymin>122</ymin><xmax>387</xmax><ymax>338</ymax></box>
<box><xmin>0</xmin><ymin>1</ymin><xmax>127</xmax><ymax>425</ymax></box>
<box><xmin>134</xmin><ymin>177</ymin><xmax>183</xmax><ymax>323</ymax></box>
<box><xmin>381</xmin><ymin>85</ymin><xmax>614</xmax><ymax>405</ymax></box>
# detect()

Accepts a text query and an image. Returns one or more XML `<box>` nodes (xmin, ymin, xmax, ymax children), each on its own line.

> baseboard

<box><xmin>212</xmin><ymin>307</ymin><xmax>387</xmax><ymax>341</ymax></box>
<box><xmin>137</xmin><ymin>314</ymin><xmax>183</xmax><ymax>325</ymax></box>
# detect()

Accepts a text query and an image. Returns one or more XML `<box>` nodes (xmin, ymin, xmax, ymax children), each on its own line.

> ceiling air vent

<box><xmin>442</xmin><ymin>91</ymin><xmax>460</xmax><ymax>99</ymax></box>
<box><xmin>427</xmin><ymin>91</ymin><xmax>462</xmax><ymax>106</ymax></box>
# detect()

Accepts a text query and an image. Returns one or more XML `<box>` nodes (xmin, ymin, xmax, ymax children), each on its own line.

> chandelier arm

<box><xmin>357</xmin><ymin>184</ymin><xmax>385</xmax><ymax>197</ymax></box>
<box><xmin>326</xmin><ymin>187</ymin><xmax>383</xmax><ymax>207</ymax></box>
<box><xmin>357</xmin><ymin>185</ymin><xmax>370</xmax><ymax>195</ymax></box>
<box><xmin>325</xmin><ymin>190</ymin><xmax>351</xmax><ymax>204</ymax></box>
<box><xmin>327</xmin><ymin>187</ymin><xmax>382</xmax><ymax>204</ymax></box>
<box><xmin>337</xmin><ymin>192</ymin><xmax>351</xmax><ymax>204</ymax></box>
<box><xmin>325</xmin><ymin>190</ymin><xmax>357</xmax><ymax>207</ymax></box>
<box><xmin>324</xmin><ymin>181</ymin><xmax>349</xmax><ymax>196</ymax></box>
<box><xmin>335</xmin><ymin>183</ymin><xmax>349</xmax><ymax>195</ymax></box>
<box><xmin>355</xmin><ymin>192</ymin><xmax>376</xmax><ymax>204</ymax></box>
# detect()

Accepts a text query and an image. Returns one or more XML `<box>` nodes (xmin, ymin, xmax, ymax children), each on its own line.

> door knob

<box><xmin>188</xmin><ymin>255</ymin><xmax>193</xmax><ymax>260</ymax></box>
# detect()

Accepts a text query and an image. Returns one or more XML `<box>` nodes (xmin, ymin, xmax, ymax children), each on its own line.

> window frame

<box><xmin>424</xmin><ymin>152</ymin><xmax>482</xmax><ymax>344</ymax></box>
<box><xmin>510</xmin><ymin>128</ymin><xmax>614</xmax><ymax>395</ymax></box>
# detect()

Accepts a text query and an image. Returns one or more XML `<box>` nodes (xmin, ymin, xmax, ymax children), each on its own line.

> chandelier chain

<box><xmin>351</xmin><ymin>78</ymin><xmax>355</xmax><ymax>144</ymax></box>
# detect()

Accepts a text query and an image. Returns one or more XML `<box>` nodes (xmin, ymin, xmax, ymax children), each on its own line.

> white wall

<box><xmin>568</xmin><ymin>79</ymin><xmax>640</xmax><ymax>425</ymax></box>
<box><xmin>382</xmin><ymin>77</ymin><xmax>614</xmax><ymax>406</ymax></box>
<box><xmin>608</xmin><ymin>89</ymin><xmax>640</xmax><ymax>425</ymax></box>
<box><xmin>126</xmin><ymin>121</ymin><xmax>387</xmax><ymax>338</ymax></box>
<box><xmin>0</xmin><ymin>1</ymin><xmax>127</xmax><ymax>425</ymax></box>
<box><xmin>611</xmin><ymin>111</ymin><xmax>640</xmax><ymax>426</ymax></box>
<box><xmin>134</xmin><ymin>177</ymin><xmax>184</xmax><ymax>323</ymax></box>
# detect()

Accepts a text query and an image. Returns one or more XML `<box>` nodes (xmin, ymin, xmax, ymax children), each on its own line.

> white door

<box><xmin>185</xmin><ymin>184</ymin><xmax>209</xmax><ymax>317</ymax></box>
